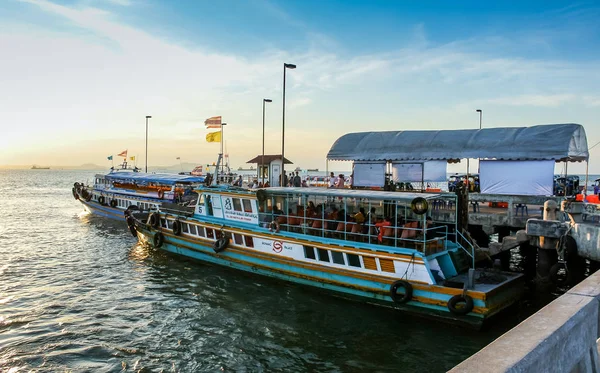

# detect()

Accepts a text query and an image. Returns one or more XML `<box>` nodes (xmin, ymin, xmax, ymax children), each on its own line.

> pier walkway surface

<box><xmin>449</xmin><ymin>270</ymin><xmax>600</xmax><ymax>373</ymax></box>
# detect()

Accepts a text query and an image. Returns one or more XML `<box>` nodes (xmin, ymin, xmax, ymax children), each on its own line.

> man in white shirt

<box><xmin>328</xmin><ymin>172</ymin><xmax>336</xmax><ymax>188</ymax></box>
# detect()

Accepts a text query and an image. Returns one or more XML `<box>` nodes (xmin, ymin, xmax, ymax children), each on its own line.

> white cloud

<box><xmin>485</xmin><ymin>94</ymin><xmax>576</xmax><ymax>107</ymax></box>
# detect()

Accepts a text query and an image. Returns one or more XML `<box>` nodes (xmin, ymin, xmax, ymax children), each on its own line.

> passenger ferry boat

<box><xmin>127</xmin><ymin>183</ymin><xmax>524</xmax><ymax>328</ymax></box>
<box><xmin>73</xmin><ymin>164</ymin><xmax>206</xmax><ymax>222</ymax></box>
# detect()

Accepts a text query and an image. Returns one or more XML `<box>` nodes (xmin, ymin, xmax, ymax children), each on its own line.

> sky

<box><xmin>0</xmin><ymin>0</ymin><xmax>599</xmax><ymax>172</ymax></box>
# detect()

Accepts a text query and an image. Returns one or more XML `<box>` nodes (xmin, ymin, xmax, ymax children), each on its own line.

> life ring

<box><xmin>149</xmin><ymin>212</ymin><xmax>161</xmax><ymax>228</ymax></box>
<box><xmin>172</xmin><ymin>220</ymin><xmax>182</xmax><ymax>236</ymax></box>
<box><xmin>447</xmin><ymin>294</ymin><xmax>474</xmax><ymax>315</ymax></box>
<box><xmin>390</xmin><ymin>280</ymin><xmax>413</xmax><ymax>304</ymax></box>
<box><xmin>153</xmin><ymin>232</ymin><xmax>164</xmax><ymax>248</ymax></box>
<box><xmin>158</xmin><ymin>190</ymin><xmax>164</xmax><ymax>199</ymax></box>
<box><xmin>110</xmin><ymin>199</ymin><xmax>117</xmax><ymax>208</ymax></box>
<box><xmin>98</xmin><ymin>196</ymin><xmax>105</xmax><ymax>205</ymax></box>
<box><xmin>269</xmin><ymin>221</ymin><xmax>280</xmax><ymax>233</ymax></box>
<box><xmin>213</xmin><ymin>236</ymin><xmax>229</xmax><ymax>253</ymax></box>
<box><xmin>410</xmin><ymin>197</ymin><xmax>429</xmax><ymax>215</ymax></box>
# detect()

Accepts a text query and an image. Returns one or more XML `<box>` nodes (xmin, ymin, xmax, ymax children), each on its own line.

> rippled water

<box><xmin>0</xmin><ymin>170</ymin><xmax>525</xmax><ymax>372</ymax></box>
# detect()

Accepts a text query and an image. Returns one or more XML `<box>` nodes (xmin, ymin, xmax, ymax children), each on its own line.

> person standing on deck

<box><xmin>293</xmin><ymin>171</ymin><xmax>301</xmax><ymax>187</ymax></box>
<box><xmin>328</xmin><ymin>172</ymin><xmax>336</xmax><ymax>188</ymax></box>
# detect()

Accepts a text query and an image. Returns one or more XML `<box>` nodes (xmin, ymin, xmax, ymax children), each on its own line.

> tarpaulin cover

<box><xmin>105</xmin><ymin>172</ymin><xmax>205</xmax><ymax>185</ymax></box>
<box><xmin>391</xmin><ymin>161</ymin><xmax>447</xmax><ymax>182</ymax></box>
<box><xmin>327</xmin><ymin>123</ymin><xmax>588</xmax><ymax>162</ymax></box>
<box><xmin>352</xmin><ymin>162</ymin><xmax>386</xmax><ymax>187</ymax></box>
<box><xmin>479</xmin><ymin>160</ymin><xmax>554</xmax><ymax>195</ymax></box>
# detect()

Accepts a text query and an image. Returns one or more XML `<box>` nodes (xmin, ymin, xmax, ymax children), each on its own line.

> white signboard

<box><xmin>221</xmin><ymin>196</ymin><xmax>259</xmax><ymax>224</ymax></box>
<box><xmin>253</xmin><ymin>237</ymin><xmax>305</xmax><ymax>259</ymax></box>
<box><xmin>353</xmin><ymin>162</ymin><xmax>386</xmax><ymax>187</ymax></box>
<box><xmin>392</xmin><ymin>161</ymin><xmax>447</xmax><ymax>182</ymax></box>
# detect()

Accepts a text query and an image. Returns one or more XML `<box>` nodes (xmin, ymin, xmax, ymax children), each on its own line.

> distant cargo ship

<box><xmin>31</xmin><ymin>165</ymin><xmax>50</xmax><ymax>169</ymax></box>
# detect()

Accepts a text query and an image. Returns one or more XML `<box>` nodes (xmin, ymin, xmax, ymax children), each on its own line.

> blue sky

<box><xmin>0</xmin><ymin>0</ymin><xmax>599</xmax><ymax>171</ymax></box>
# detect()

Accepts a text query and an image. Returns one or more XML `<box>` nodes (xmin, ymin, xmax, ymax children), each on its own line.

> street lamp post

<box><xmin>145</xmin><ymin>115</ymin><xmax>152</xmax><ymax>173</ymax></box>
<box><xmin>220</xmin><ymin>123</ymin><xmax>227</xmax><ymax>179</ymax></box>
<box><xmin>476</xmin><ymin>109</ymin><xmax>482</xmax><ymax>129</ymax></box>
<box><xmin>281</xmin><ymin>62</ymin><xmax>296</xmax><ymax>186</ymax></box>
<box><xmin>262</xmin><ymin>99</ymin><xmax>272</xmax><ymax>186</ymax></box>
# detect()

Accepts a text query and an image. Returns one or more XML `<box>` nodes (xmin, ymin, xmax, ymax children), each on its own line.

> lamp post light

<box><xmin>476</xmin><ymin>109</ymin><xmax>482</xmax><ymax>129</ymax></box>
<box><xmin>262</xmin><ymin>98</ymin><xmax>272</xmax><ymax>186</ymax></box>
<box><xmin>281</xmin><ymin>62</ymin><xmax>296</xmax><ymax>186</ymax></box>
<box><xmin>145</xmin><ymin>115</ymin><xmax>152</xmax><ymax>173</ymax></box>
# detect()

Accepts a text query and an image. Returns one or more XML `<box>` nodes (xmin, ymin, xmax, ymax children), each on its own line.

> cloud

<box><xmin>485</xmin><ymin>94</ymin><xmax>576</xmax><ymax>107</ymax></box>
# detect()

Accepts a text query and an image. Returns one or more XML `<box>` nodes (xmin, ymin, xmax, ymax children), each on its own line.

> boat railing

<box><xmin>258</xmin><ymin>212</ymin><xmax>450</xmax><ymax>255</ymax></box>
<box><xmin>455</xmin><ymin>229</ymin><xmax>475</xmax><ymax>269</ymax></box>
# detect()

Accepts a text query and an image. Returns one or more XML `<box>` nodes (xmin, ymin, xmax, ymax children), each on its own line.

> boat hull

<box><xmin>133</xmin><ymin>220</ymin><xmax>524</xmax><ymax>329</ymax></box>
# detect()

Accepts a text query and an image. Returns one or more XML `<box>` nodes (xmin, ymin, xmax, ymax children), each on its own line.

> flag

<box><xmin>205</xmin><ymin>116</ymin><xmax>222</xmax><ymax>128</ymax></box>
<box><xmin>107</xmin><ymin>155</ymin><xmax>113</xmax><ymax>160</ymax></box>
<box><xmin>130</xmin><ymin>156</ymin><xmax>135</xmax><ymax>161</ymax></box>
<box><xmin>176</xmin><ymin>157</ymin><xmax>181</xmax><ymax>160</ymax></box>
<box><xmin>206</xmin><ymin>131</ymin><xmax>221</xmax><ymax>143</ymax></box>
<box><xmin>118</xmin><ymin>150</ymin><xmax>128</xmax><ymax>157</ymax></box>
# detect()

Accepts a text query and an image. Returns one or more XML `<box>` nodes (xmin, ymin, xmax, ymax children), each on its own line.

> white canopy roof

<box><xmin>327</xmin><ymin>123</ymin><xmax>588</xmax><ymax>162</ymax></box>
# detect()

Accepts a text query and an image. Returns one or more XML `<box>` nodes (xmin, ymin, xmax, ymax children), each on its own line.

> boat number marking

<box><xmin>273</xmin><ymin>241</ymin><xmax>283</xmax><ymax>253</ymax></box>
<box><xmin>224</xmin><ymin>199</ymin><xmax>232</xmax><ymax>210</ymax></box>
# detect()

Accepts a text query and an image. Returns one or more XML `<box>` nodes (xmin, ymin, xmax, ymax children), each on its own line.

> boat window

<box><xmin>303</xmin><ymin>246</ymin><xmax>316</xmax><ymax>260</ymax></box>
<box><xmin>233</xmin><ymin>234</ymin><xmax>244</xmax><ymax>245</ymax></box>
<box><xmin>363</xmin><ymin>256</ymin><xmax>377</xmax><ymax>271</ymax></box>
<box><xmin>346</xmin><ymin>253</ymin><xmax>361</xmax><ymax>268</ymax></box>
<box><xmin>161</xmin><ymin>219</ymin><xmax>167</xmax><ymax>228</ymax></box>
<box><xmin>188</xmin><ymin>224</ymin><xmax>197</xmax><ymax>235</ymax></box>
<box><xmin>232</xmin><ymin>198</ymin><xmax>243</xmax><ymax>212</ymax></box>
<box><xmin>331</xmin><ymin>251</ymin><xmax>345</xmax><ymax>265</ymax></box>
<box><xmin>244</xmin><ymin>235</ymin><xmax>254</xmax><ymax>248</ymax></box>
<box><xmin>379</xmin><ymin>258</ymin><xmax>396</xmax><ymax>273</ymax></box>
<box><xmin>197</xmin><ymin>226</ymin><xmax>205</xmax><ymax>237</ymax></box>
<box><xmin>242</xmin><ymin>199</ymin><xmax>253</xmax><ymax>213</ymax></box>
<box><xmin>206</xmin><ymin>229</ymin><xmax>214</xmax><ymax>239</ymax></box>
<box><xmin>317</xmin><ymin>248</ymin><xmax>330</xmax><ymax>262</ymax></box>
<box><xmin>167</xmin><ymin>220</ymin><xmax>174</xmax><ymax>229</ymax></box>
<box><xmin>182</xmin><ymin>223</ymin><xmax>189</xmax><ymax>234</ymax></box>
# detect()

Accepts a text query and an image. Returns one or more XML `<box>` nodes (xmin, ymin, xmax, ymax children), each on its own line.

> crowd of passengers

<box><xmin>259</xmin><ymin>201</ymin><xmax>443</xmax><ymax>246</ymax></box>
<box><xmin>230</xmin><ymin>171</ymin><xmax>351</xmax><ymax>189</ymax></box>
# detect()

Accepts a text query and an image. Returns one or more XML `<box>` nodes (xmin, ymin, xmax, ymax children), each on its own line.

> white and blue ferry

<box><xmin>73</xmin><ymin>166</ymin><xmax>206</xmax><ymax>221</ymax></box>
<box><xmin>127</xmin><ymin>183</ymin><xmax>524</xmax><ymax>328</ymax></box>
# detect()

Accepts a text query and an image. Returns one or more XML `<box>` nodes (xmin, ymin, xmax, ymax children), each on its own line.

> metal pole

<box><xmin>479</xmin><ymin>111</ymin><xmax>482</xmax><ymax>129</ymax></box>
<box><xmin>262</xmin><ymin>99</ymin><xmax>272</xmax><ymax>185</ymax></box>
<box><xmin>282</xmin><ymin>64</ymin><xmax>286</xmax><ymax>185</ymax></box>
<box><xmin>145</xmin><ymin>115</ymin><xmax>151</xmax><ymax>173</ymax></box>
<box><xmin>221</xmin><ymin>124</ymin><xmax>224</xmax><ymax>178</ymax></box>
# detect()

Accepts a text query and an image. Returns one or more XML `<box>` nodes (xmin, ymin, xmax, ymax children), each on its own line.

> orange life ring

<box><xmin>158</xmin><ymin>190</ymin><xmax>164</xmax><ymax>199</ymax></box>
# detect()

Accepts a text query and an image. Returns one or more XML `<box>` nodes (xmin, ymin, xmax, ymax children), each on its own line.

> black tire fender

<box><xmin>214</xmin><ymin>236</ymin><xmax>229</xmax><ymax>253</ymax></box>
<box><xmin>110</xmin><ymin>199</ymin><xmax>117</xmax><ymax>208</ymax></box>
<box><xmin>98</xmin><ymin>196</ymin><xmax>105</xmax><ymax>205</ymax></box>
<box><xmin>72</xmin><ymin>188</ymin><xmax>79</xmax><ymax>200</ymax></box>
<box><xmin>390</xmin><ymin>280</ymin><xmax>413</xmax><ymax>304</ymax></box>
<box><xmin>129</xmin><ymin>224</ymin><xmax>137</xmax><ymax>237</ymax></box>
<box><xmin>447</xmin><ymin>294</ymin><xmax>474</xmax><ymax>315</ymax></box>
<box><xmin>172</xmin><ymin>220</ymin><xmax>182</xmax><ymax>236</ymax></box>
<box><xmin>149</xmin><ymin>212</ymin><xmax>160</xmax><ymax>228</ymax></box>
<box><xmin>550</xmin><ymin>262</ymin><xmax>573</xmax><ymax>287</ymax></box>
<box><xmin>153</xmin><ymin>232</ymin><xmax>164</xmax><ymax>248</ymax></box>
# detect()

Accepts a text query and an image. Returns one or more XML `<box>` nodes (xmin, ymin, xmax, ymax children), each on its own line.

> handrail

<box><xmin>456</xmin><ymin>229</ymin><xmax>475</xmax><ymax>269</ymax></box>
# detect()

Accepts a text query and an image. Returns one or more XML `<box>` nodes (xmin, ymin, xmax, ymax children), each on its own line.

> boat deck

<box><xmin>444</xmin><ymin>269</ymin><xmax>523</xmax><ymax>293</ymax></box>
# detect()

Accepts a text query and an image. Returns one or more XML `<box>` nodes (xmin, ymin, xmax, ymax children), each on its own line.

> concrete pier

<box><xmin>449</xmin><ymin>270</ymin><xmax>600</xmax><ymax>373</ymax></box>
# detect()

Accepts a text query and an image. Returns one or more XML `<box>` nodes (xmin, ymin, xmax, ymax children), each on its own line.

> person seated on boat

<box><xmin>375</xmin><ymin>216</ymin><xmax>392</xmax><ymax>244</ymax></box>
<box><xmin>353</xmin><ymin>208</ymin><xmax>366</xmax><ymax>225</ymax></box>
<box><xmin>336</xmin><ymin>174</ymin><xmax>345</xmax><ymax>189</ymax></box>
<box><xmin>232</xmin><ymin>175</ymin><xmax>243</xmax><ymax>187</ymax></box>
<box><xmin>306</xmin><ymin>201</ymin><xmax>316</xmax><ymax>216</ymax></box>
<box><xmin>251</xmin><ymin>180</ymin><xmax>259</xmax><ymax>189</ymax></box>
<box><xmin>424</xmin><ymin>216</ymin><xmax>439</xmax><ymax>240</ymax></box>
<box><xmin>326</xmin><ymin>206</ymin><xmax>339</xmax><ymax>231</ymax></box>
<box><xmin>272</xmin><ymin>205</ymin><xmax>284</xmax><ymax>216</ymax></box>
<box><xmin>264</xmin><ymin>181</ymin><xmax>270</xmax><ymax>188</ymax></box>
<box><xmin>301</xmin><ymin>178</ymin><xmax>308</xmax><ymax>188</ymax></box>
<box><xmin>594</xmin><ymin>184</ymin><xmax>599</xmax><ymax>196</ymax></box>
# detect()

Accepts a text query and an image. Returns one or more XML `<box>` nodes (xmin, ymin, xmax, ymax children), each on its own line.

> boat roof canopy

<box><xmin>260</xmin><ymin>187</ymin><xmax>443</xmax><ymax>201</ymax></box>
<box><xmin>327</xmin><ymin>123</ymin><xmax>588</xmax><ymax>162</ymax></box>
<box><xmin>104</xmin><ymin>172</ymin><xmax>205</xmax><ymax>185</ymax></box>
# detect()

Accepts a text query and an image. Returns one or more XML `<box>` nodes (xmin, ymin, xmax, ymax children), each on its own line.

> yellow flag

<box><xmin>206</xmin><ymin>131</ymin><xmax>221</xmax><ymax>143</ymax></box>
<box><xmin>130</xmin><ymin>156</ymin><xmax>135</xmax><ymax>161</ymax></box>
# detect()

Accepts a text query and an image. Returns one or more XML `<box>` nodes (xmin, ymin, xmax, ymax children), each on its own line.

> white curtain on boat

<box><xmin>352</xmin><ymin>162</ymin><xmax>386</xmax><ymax>187</ymax></box>
<box><xmin>480</xmin><ymin>160</ymin><xmax>554</xmax><ymax>195</ymax></box>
